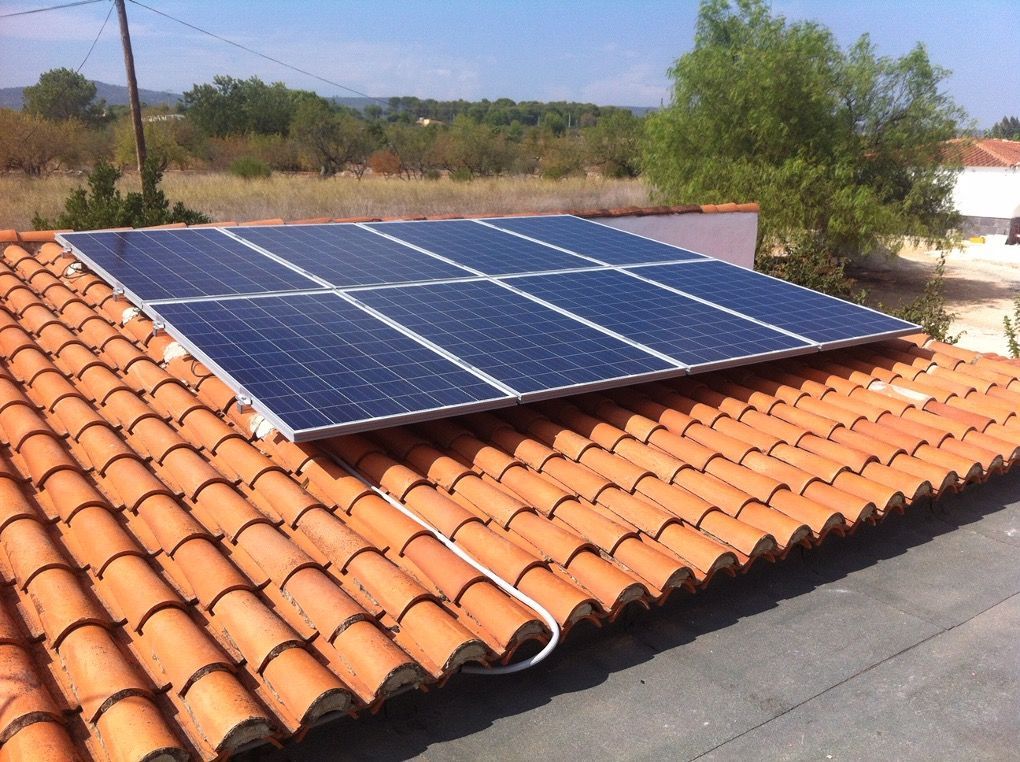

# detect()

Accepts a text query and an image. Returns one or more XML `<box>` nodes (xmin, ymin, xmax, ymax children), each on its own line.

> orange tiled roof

<box><xmin>946</xmin><ymin>138</ymin><xmax>1020</xmax><ymax>168</ymax></box>
<box><xmin>1</xmin><ymin>223</ymin><xmax>1019</xmax><ymax>759</ymax></box>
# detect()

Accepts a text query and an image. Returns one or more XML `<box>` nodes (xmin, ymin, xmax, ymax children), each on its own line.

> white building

<box><xmin>949</xmin><ymin>138</ymin><xmax>1020</xmax><ymax>236</ymax></box>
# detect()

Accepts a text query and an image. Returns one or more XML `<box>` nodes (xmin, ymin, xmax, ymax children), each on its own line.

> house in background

<box><xmin>948</xmin><ymin>138</ymin><xmax>1020</xmax><ymax>237</ymax></box>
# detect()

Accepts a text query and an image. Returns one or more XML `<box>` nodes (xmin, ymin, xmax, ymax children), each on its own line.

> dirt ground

<box><xmin>852</xmin><ymin>236</ymin><xmax>1020</xmax><ymax>356</ymax></box>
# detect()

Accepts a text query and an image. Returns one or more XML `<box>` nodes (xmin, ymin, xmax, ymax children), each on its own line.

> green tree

<box><xmin>182</xmin><ymin>75</ymin><xmax>311</xmax><ymax>137</ymax></box>
<box><xmin>988</xmin><ymin>116</ymin><xmax>1020</xmax><ymax>140</ymax></box>
<box><xmin>585</xmin><ymin>110</ymin><xmax>643</xmax><ymax>177</ymax></box>
<box><xmin>23</xmin><ymin>68</ymin><xmax>104</xmax><ymax>124</ymax></box>
<box><xmin>113</xmin><ymin>113</ymin><xmax>207</xmax><ymax>170</ymax></box>
<box><xmin>291</xmin><ymin>98</ymin><xmax>375</xmax><ymax>176</ymax></box>
<box><xmin>385</xmin><ymin>122</ymin><xmax>440</xmax><ymax>179</ymax></box>
<box><xmin>644</xmin><ymin>0</ymin><xmax>964</xmax><ymax>266</ymax></box>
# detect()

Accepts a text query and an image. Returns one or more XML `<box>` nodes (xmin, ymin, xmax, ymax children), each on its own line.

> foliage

<box><xmin>33</xmin><ymin>159</ymin><xmax>209</xmax><ymax>230</ymax></box>
<box><xmin>585</xmin><ymin>110</ymin><xmax>643</xmax><ymax>178</ymax></box>
<box><xmin>368</xmin><ymin>149</ymin><xmax>401</xmax><ymax>176</ymax></box>
<box><xmin>113</xmin><ymin>114</ymin><xmax>207</xmax><ymax>170</ymax></box>
<box><xmin>23</xmin><ymin>68</ymin><xmax>105</xmax><ymax>124</ymax></box>
<box><xmin>431</xmin><ymin>115</ymin><xmax>520</xmax><ymax>177</ymax></box>
<box><xmin>206</xmin><ymin>133</ymin><xmax>302</xmax><ymax>172</ymax></box>
<box><xmin>539</xmin><ymin>134</ymin><xmax>586</xmax><ymax>179</ymax></box>
<box><xmin>290</xmin><ymin>98</ymin><xmax>374</xmax><ymax>176</ymax></box>
<box><xmin>1003</xmin><ymin>295</ymin><xmax>1020</xmax><ymax>358</ymax></box>
<box><xmin>988</xmin><ymin>116</ymin><xmax>1020</xmax><ymax>140</ymax></box>
<box><xmin>229</xmin><ymin>157</ymin><xmax>272</xmax><ymax>179</ymax></box>
<box><xmin>384</xmin><ymin>123</ymin><xmax>440</xmax><ymax>179</ymax></box>
<box><xmin>181</xmin><ymin>75</ymin><xmax>315</xmax><ymax>137</ymax></box>
<box><xmin>644</xmin><ymin>0</ymin><xmax>964</xmax><ymax>262</ymax></box>
<box><xmin>756</xmin><ymin>233</ymin><xmax>863</xmax><ymax>301</ymax></box>
<box><xmin>885</xmin><ymin>252</ymin><xmax>959</xmax><ymax>343</ymax></box>
<box><xmin>0</xmin><ymin>109</ymin><xmax>87</xmax><ymax>175</ymax></box>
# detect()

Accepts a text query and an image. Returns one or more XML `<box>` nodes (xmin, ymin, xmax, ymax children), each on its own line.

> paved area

<box><xmin>249</xmin><ymin>470</ymin><xmax>1020</xmax><ymax>761</ymax></box>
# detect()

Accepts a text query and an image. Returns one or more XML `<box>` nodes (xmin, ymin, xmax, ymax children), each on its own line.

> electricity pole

<box><xmin>115</xmin><ymin>0</ymin><xmax>147</xmax><ymax>173</ymax></box>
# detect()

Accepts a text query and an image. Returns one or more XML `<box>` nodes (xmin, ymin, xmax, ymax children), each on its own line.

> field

<box><xmin>0</xmin><ymin>171</ymin><xmax>651</xmax><ymax>232</ymax></box>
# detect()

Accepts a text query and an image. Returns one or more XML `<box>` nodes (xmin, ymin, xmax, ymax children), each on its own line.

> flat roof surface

<box><xmin>262</xmin><ymin>470</ymin><xmax>1020</xmax><ymax>761</ymax></box>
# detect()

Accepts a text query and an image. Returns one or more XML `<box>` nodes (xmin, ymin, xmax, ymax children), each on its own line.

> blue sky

<box><xmin>1</xmin><ymin>0</ymin><xmax>1016</xmax><ymax>127</ymax></box>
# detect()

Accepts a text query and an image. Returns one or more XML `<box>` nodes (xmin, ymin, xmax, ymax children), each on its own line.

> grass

<box><xmin>0</xmin><ymin>171</ymin><xmax>652</xmax><ymax>230</ymax></box>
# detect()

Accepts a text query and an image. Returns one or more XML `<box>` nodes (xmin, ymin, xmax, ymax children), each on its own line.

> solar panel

<box><xmin>151</xmin><ymin>293</ymin><xmax>513</xmax><ymax>439</ymax></box>
<box><xmin>227</xmin><ymin>224</ymin><xmax>475</xmax><ymax>287</ymax></box>
<box><xmin>485</xmin><ymin>215</ymin><xmax>707</xmax><ymax>265</ymax></box>
<box><xmin>59</xmin><ymin>214</ymin><xmax>920</xmax><ymax>442</ymax></box>
<box><xmin>367</xmin><ymin>219</ymin><xmax>590</xmax><ymax>274</ymax></box>
<box><xmin>630</xmin><ymin>261</ymin><xmax>917</xmax><ymax>346</ymax></box>
<box><xmin>352</xmin><ymin>280</ymin><xmax>681</xmax><ymax>397</ymax></box>
<box><xmin>506</xmin><ymin>269</ymin><xmax>811</xmax><ymax>368</ymax></box>
<box><xmin>60</xmin><ymin>229</ymin><xmax>320</xmax><ymax>300</ymax></box>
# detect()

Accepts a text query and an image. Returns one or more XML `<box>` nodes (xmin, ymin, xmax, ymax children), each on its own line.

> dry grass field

<box><xmin>0</xmin><ymin>171</ymin><xmax>652</xmax><ymax>231</ymax></box>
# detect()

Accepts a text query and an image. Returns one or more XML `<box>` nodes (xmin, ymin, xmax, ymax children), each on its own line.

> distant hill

<box><xmin>0</xmin><ymin>80</ymin><xmax>182</xmax><ymax>110</ymax></box>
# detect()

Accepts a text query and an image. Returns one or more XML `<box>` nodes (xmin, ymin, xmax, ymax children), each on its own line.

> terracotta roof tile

<box><xmin>945</xmin><ymin>137</ymin><xmax>1020</xmax><ymax>168</ymax></box>
<box><xmin>0</xmin><ymin>227</ymin><xmax>1017</xmax><ymax>756</ymax></box>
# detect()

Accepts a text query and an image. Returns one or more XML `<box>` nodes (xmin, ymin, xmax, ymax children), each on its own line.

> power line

<box><xmin>126</xmin><ymin>0</ymin><xmax>392</xmax><ymax>107</ymax></box>
<box><xmin>75</xmin><ymin>0</ymin><xmax>114</xmax><ymax>73</ymax></box>
<box><xmin>0</xmin><ymin>0</ymin><xmax>103</xmax><ymax>18</ymax></box>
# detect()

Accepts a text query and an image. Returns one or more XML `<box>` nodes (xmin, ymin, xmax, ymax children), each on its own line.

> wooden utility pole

<box><xmin>115</xmin><ymin>0</ymin><xmax>146</xmax><ymax>172</ymax></box>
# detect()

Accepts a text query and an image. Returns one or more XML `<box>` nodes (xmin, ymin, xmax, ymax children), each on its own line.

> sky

<box><xmin>0</xmin><ymin>0</ymin><xmax>1017</xmax><ymax>128</ymax></box>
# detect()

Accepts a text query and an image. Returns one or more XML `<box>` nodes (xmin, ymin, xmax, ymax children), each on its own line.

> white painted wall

<box><xmin>952</xmin><ymin>166</ymin><xmax>1020</xmax><ymax>219</ymax></box>
<box><xmin>597</xmin><ymin>212</ymin><xmax>758</xmax><ymax>269</ymax></box>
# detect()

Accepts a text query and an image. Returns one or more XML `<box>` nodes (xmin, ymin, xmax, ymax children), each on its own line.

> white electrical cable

<box><xmin>328</xmin><ymin>454</ymin><xmax>561</xmax><ymax>675</ymax></box>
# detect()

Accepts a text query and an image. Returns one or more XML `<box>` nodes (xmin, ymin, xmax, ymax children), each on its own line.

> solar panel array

<box><xmin>59</xmin><ymin>215</ymin><xmax>917</xmax><ymax>441</ymax></box>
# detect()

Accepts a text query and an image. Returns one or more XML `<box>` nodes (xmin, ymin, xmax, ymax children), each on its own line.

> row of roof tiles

<box><xmin>946</xmin><ymin>137</ymin><xmax>1020</xmax><ymax>169</ymax></box>
<box><xmin>0</xmin><ymin>202</ymin><xmax>760</xmax><ymax>245</ymax></box>
<box><xmin>0</xmin><ymin>226</ymin><xmax>1017</xmax><ymax>760</ymax></box>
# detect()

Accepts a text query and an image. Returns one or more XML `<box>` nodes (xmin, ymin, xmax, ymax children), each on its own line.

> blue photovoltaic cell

<box><xmin>354</xmin><ymin>280</ymin><xmax>677</xmax><ymax>395</ymax></box>
<box><xmin>228</xmin><ymin>224</ymin><xmax>474</xmax><ymax>287</ymax></box>
<box><xmin>631</xmin><ymin>261</ymin><xmax>917</xmax><ymax>344</ymax></box>
<box><xmin>152</xmin><ymin>293</ymin><xmax>511</xmax><ymax>436</ymax></box>
<box><xmin>508</xmin><ymin>269</ymin><xmax>810</xmax><ymax>366</ymax></box>
<box><xmin>61</xmin><ymin>229</ymin><xmax>319</xmax><ymax>300</ymax></box>
<box><xmin>368</xmin><ymin>219</ymin><xmax>589</xmax><ymax>274</ymax></box>
<box><xmin>486</xmin><ymin>215</ymin><xmax>706</xmax><ymax>265</ymax></box>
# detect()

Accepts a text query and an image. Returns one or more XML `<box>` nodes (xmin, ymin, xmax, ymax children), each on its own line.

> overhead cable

<box><xmin>126</xmin><ymin>0</ymin><xmax>392</xmax><ymax>107</ymax></box>
<box><xmin>75</xmin><ymin>0</ymin><xmax>114</xmax><ymax>73</ymax></box>
<box><xmin>0</xmin><ymin>0</ymin><xmax>103</xmax><ymax>19</ymax></box>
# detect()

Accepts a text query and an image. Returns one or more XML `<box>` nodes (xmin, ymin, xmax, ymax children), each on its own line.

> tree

<box><xmin>291</xmin><ymin>98</ymin><xmax>375</xmax><ymax>176</ymax></box>
<box><xmin>585</xmin><ymin>110</ymin><xmax>643</xmax><ymax>177</ymax></box>
<box><xmin>643</xmin><ymin>0</ymin><xmax>964</xmax><ymax>265</ymax></box>
<box><xmin>0</xmin><ymin>109</ymin><xmax>86</xmax><ymax>175</ymax></box>
<box><xmin>113</xmin><ymin>113</ymin><xmax>207</xmax><ymax>170</ymax></box>
<box><xmin>182</xmin><ymin>75</ymin><xmax>311</xmax><ymax>137</ymax></box>
<box><xmin>988</xmin><ymin>116</ymin><xmax>1020</xmax><ymax>140</ymax></box>
<box><xmin>385</xmin><ymin>122</ymin><xmax>439</xmax><ymax>178</ymax></box>
<box><xmin>23</xmin><ymin>68</ymin><xmax>105</xmax><ymax>124</ymax></box>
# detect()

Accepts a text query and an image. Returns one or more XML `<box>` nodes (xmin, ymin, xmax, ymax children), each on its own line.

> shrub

<box><xmin>885</xmin><ymin>253</ymin><xmax>959</xmax><ymax>343</ymax></box>
<box><xmin>756</xmin><ymin>233</ymin><xmax>863</xmax><ymax>302</ymax></box>
<box><xmin>1003</xmin><ymin>295</ymin><xmax>1020</xmax><ymax>358</ymax></box>
<box><xmin>229</xmin><ymin>157</ymin><xmax>272</xmax><ymax>179</ymax></box>
<box><xmin>368</xmin><ymin>149</ymin><xmax>401</xmax><ymax>177</ymax></box>
<box><xmin>0</xmin><ymin>109</ymin><xmax>88</xmax><ymax>175</ymax></box>
<box><xmin>33</xmin><ymin>158</ymin><xmax>210</xmax><ymax>230</ymax></box>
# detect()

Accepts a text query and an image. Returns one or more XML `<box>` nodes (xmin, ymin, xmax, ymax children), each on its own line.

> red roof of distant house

<box><xmin>947</xmin><ymin>138</ymin><xmax>1020</xmax><ymax>168</ymax></box>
